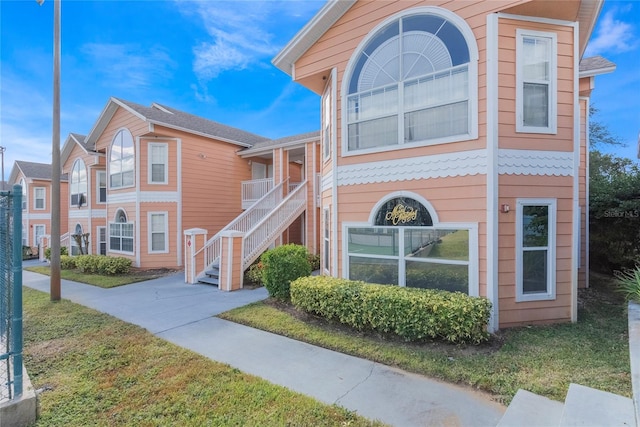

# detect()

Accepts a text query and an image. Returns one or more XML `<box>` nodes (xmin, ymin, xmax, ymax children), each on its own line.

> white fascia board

<box><xmin>238</xmin><ymin>136</ymin><xmax>321</xmax><ymax>157</ymax></box>
<box><xmin>272</xmin><ymin>0</ymin><xmax>356</xmax><ymax>75</ymax></box>
<box><xmin>84</xmin><ymin>99</ymin><xmax>122</xmax><ymax>146</ymax></box>
<box><xmin>579</xmin><ymin>64</ymin><xmax>616</xmax><ymax>78</ymax></box>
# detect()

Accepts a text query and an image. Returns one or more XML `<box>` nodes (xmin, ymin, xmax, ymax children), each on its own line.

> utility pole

<box><xmin>37</xmin><ymin>0</ymin><xmax>61</xmax><ymax>300</ymax></box>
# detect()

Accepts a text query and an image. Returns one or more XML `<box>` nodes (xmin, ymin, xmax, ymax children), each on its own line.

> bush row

<box><xmin>63</xmin><ymin>254</ymin><xmax>132</xmax><ymax>275</ymax></box>
<box><xmin>261</xmin><ymin>244</ymin><xmax>312</xmax><ymax>299</ymax></box>
<box><xmin>290</xmin><ymin>276</ymin><xmax>491</xmax><ymax>344</ymax></box>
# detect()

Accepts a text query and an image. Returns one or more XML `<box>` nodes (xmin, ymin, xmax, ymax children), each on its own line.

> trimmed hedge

<box><xmin>60</xmin><ymin>255</ymin><xmax>76</xmax><ymax>270</ymax></box>
<box><xmin>261</xmin><ymin>244</ymin><xmax>312</xmax><ymax>300</ymax></box>
<box><xmin>73</xmin><ymin>254</ymin><xmax>132</xmax><ymax>275</ymax></box>
<box><xmin>290</xmin><ymin>276</ymin><xmax>492</xmax><ymax>344</ymax></box>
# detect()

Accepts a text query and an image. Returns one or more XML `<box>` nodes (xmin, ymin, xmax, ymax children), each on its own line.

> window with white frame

<box><xmin>345</xmin><ymin>10</ymin><xmax>475</xmax><ymax>153</ymax></box>
<box><xmin>34</xmin><ymin>187</ymin><xmax>45</xmax><ymax>210</ymax></box>
<box><xmin>516</xmin><ymin>199</ymin><xmax>556</xmax><ymax>301</ymax></box>
<box><xmin>110</xmin><ymin>129</ymin><xmax>135</xmax><ymax>188</ymax></box>
<box><xmin>148</xmin><ymin>143</ymin><xmax>168</xmax><ymax>184</ymax></box>
<box><xmin>97</xmin><ymin>226</ymin><xmax>107</xmax><ymax>255</ymax></box>
<box><xmin>97</xmin><ymin>171</ymin><xmax>106</xmax><ymax>203</ymax></box>
<box><xmin>71</xmin><ymin>223</ymin><xmax>83</xmax><ymax>256</ymax></box>
<box><xmin>70</xmin><ymin>159</ymin><xmax>88</xmax><ymax>207</ymax></box>
<box><xmin>148</xmin><ymin>212</ymin><xmax>168</xmax><ymax>253</ymax></box>
<box><xmin>323</xmin><ymin>208</ymin><xmax>330</xmax><ymax>272</ymax></box>
<box><xmin>322</xmin><ymin>83</ymin><xmax>332</xmax><ymax>161</ymax></box>
<box><xmin>20</xmin><ymin>179</ymin><xmax>26</xmax><ymax>210</ymax></box>
<box><xmin>516</xmin><ymin>29</ymin><xmax>557</xmax><ymax>133</ymax></box>
<box><xmin>109</xmin><ymin>209</ymin><xmax>134</xmax><ymax>253</ymax></box>
<box><xmin>22</xmin><ymin>223</ymin><xmax>27</xmax><ymax>246</ymax></box>
<box><xmin>34</xmin><ymin>224</ymin><xmax>45</xmax><ymax>247</ymax></box>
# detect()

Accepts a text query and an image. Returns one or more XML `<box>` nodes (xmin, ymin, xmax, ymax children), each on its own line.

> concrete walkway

<box><xmin>22</xmin><ymin>265</ymin><xmax>505</xmax><ymax>426</ymax></box>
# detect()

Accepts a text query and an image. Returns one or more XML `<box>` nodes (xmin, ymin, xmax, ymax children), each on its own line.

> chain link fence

<box><xmin>1</xmin><ymin>185</ymin><xmax>23</xmax><ymax>403</ymax></box>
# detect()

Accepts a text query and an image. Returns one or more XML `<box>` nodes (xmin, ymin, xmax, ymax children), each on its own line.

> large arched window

<box><xmin>70</xmin><ymin>159</ymin><xmax>87</xmax><ymax>207</ymax></box>
<box><xmin>345</xmin><ymin>9</ymin><xmax>477</xmax><ymax>152</ymax></box>
<box><xmin>110</xmin><ymin>129</ymin><xmax>135</xmax><ymax>188</ymax></box>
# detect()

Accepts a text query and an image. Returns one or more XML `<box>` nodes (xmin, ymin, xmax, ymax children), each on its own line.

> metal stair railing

<box><xmin>193</xmin><ymin>180</ymin><xmax>288</xmax><ymax>277</ymax></box>
<box><xmin>242</xmin><ymin>180</ymin><xmax>307</xmax><ymax>270</ymax></box>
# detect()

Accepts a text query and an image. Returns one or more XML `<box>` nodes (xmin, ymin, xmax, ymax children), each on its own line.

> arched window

<box><xmin>109</xmin><ymin>209</ymin><xmax>134</xmax><ymax>253</ymax></box>
<box><xmin>70</xmin><ymin>159</ymin><xmax>87</xmax><ymax>207</ymax></box>
<box><xmin>345</xmin><ymin>9</ymin><xmax>476</xmax><ymax>152</ymax></box>
<box><xmin>110</xmin><ymin>129</ymin><xmax>135</xmax><ymax>188</ymax></box>
<box><xmin>71</xmin><ymin>223</ymin><xmax>83</xmax><ymax>255</ymax></box>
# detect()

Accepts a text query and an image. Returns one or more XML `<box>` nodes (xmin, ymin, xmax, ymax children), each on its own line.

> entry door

<box><xmin>252</xmin><ymin>162</ymin><xmax>267</xmax><ymax>180</ymax></box>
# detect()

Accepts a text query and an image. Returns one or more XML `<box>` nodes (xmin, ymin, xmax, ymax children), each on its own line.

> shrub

<box><xmin>244</xmin><ymin>261</ymin><xmax>264</xmax><ymax>286</ymax></box>
<box><xmin>44</xmin><ymin>246</ymin><xmax>68</xmax><ymax>261</ymax></box>
<box><xmin>261</xmin><ymin>244</ymin><xmax>312</xmax><ymax>300</ymax></box>
<box><xmin>75</xmin><ymin>255</ymin><xmax>102</xmax><ymax>274</ymax></box>
<box><xmin>615</xmin><ymin>265</ymin><xmax>640</xmax><ymax>302</ymax></box>
<box><xmin>290</xmin><ymin>276</ymin><xmax>492</xmax><ymax>344</ymax></box>
<box><xmin>60</xmin><ymin>255</ymin><xmax>76</xmax><ymax>270</ymax></box>
<box><xmin>307</xmin><ymin>254</ymin><xmax>321</xmax><ymax>271</ymax></box>
<box><xmin>97</xmin><ymin>256</ymin><xmax>132</xmax><ymax>275</ymax></box>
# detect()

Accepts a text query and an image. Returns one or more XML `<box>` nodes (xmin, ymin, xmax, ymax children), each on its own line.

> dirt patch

<box><xmin>129</xmin><ymin>267</ymin><xmax>182</xmax><ymax>278</ymax></box>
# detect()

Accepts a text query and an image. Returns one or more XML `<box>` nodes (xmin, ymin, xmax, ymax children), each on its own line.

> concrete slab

<box><xmin>0</xmin><ymin>366</ymin><xmax>38</xmax><ymax>427</ymax></box>
<box><xmin>496</xmin><ymin>389</ymin><xmax>564</xmax><ymax>427</ymax></box>
<box><xmin>22</xmin><ymin>268</ymin><xmax>505</xmax><ymax>426</ymax></box>
<box><xmin>560</xmin><ymin>383</ymin><xmax>635</xmax><ymax>427</ymax></box>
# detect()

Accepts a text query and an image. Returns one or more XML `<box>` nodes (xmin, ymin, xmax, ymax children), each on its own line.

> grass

<box><xmin>22</xmin><ymin>287</ymin><xmax>384</xmax><ymax>426</ymax></box>
<box><xmin>220</xmin><ymin>272</ymin><xmax>631</xmax><ymax>405</ymax></box>
<box><xmin>24</xmin><ymin>265</ymin><xmax>170</xmax><ymax>288</ymax></box>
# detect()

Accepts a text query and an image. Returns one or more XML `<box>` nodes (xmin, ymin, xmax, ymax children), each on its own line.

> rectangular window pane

<box><xmin>406</xmin><ymin>261</ymin><xmax>468</xmax><ymax>293</ymax></box>
<box><xmin>110</xmin><ymin>174</ymin><xmax>122</xmax><ymax>188</ymax></box>
<box><xmin>122</xmin><ymin>170</ymin><xmax>134</xmax><ymax>186</ymax></box>
<box><xmin>348</xmin><ymin>228</ymin><xmax>399</xmax><ymax>256</ymax></box>
<box><xmin>98</xmin><ymin>172</ymin><xmax>107</xmax><ymax>203</ymax></box>
<box><xmin>523</xmin><ymin>83</ymin><xmax>549</xmax><ymax>127</ymax></box>
<box><xmin>523</xmin><ymin>249</ymin><xmax>548</xmax><ymax>294</ymax></box>
<box><xmin>151</xmin><ymin>233</ymin><xmax>165</xmax><ymax>251</ymax></box>
<box><xmin>110</xmin><ymin>237</ymin><xmax>121</xmax><ymax>251</ymax></box>
<box><xmin>522</xmin><ymin>37</ymin><xmax>550</xmax><ymax>81</ymax></box>
<box><xmin>404</xmin><ymin>67</ymin><xmax>468</xmax><ymax>111</ymax></box>
<box><xmin>349</xmin><ymin>256</ymin><xmax>398</xmax><ymax>286</ymax></box>
<box><xmin>151</xmin><ymin>164</ymin><xmax>165</xmax><ymax>182</ymax></box>
<box><xmin>405</xmin><ymin>101</ymin><xmax>468</xmax><ymax>142</ymax></box>
<box><xmin>347</xmin><ymin>85</ymin><xmax>398</xmax><ymax>122</ymax></box>
<box><xmin>122</xmin><ymin>237</ymin><xmax>134</xmax><ymax>253</ymax></box>
<box><xmin>348</xmin><ymin>116</ymin><xmax>398</xmax><ymax>150</ymax></box>
<box><xmin>405</xmin><ymin>229</ymin><xmax>469</xmax><ymax>261</ymax></box>
<box><xmin>523</xmin><ymin>205</ymin><xmax>549</xmax><ymax>247</ymax></box>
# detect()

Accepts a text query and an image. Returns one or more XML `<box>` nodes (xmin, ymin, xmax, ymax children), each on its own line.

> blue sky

<box><xmin>0</xmin><ymin>0</ymin><xmax>638</xmax><ymax>181</ymax></box>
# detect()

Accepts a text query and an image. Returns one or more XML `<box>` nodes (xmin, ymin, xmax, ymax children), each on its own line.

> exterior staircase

<box><xmin>192</xmin><ymin>179</ymin><xmax>307</xmax><ymax>286</ymax></box>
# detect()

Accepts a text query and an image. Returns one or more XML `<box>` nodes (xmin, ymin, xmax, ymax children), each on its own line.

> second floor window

<box><xmin>149</xmin><ymin>143</ymin><xmax>168</xmax><ymax>184</ymax></box>
<box><xmin>345</xmin><ymin>10</ymin><xmax>475</xmax><ymax>153</ymax></box>
<box><xmin>34</xmin><ymin>187</ymin><xmax>45</xmax><ymax>210</ymax></box>
<box><xmin>97</xmin><ymin>171</ymin><xmax>106</xmax><ymax>203</ymax></box>
<box><xmin>110</xmin><ymin>129</ymin><xmax>135</xmax><ymax>189</ymax></box>
<box><xmin>70</xmin><ymin>159</ymin><xmax>88</xmax><ymax>207</ymax></box>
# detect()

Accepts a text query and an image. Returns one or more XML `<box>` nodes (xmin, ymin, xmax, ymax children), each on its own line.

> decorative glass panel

<box><xmin>373</xmin><ymin>197</ymin><xmax>433</xmax><ymax>227</ymax></box>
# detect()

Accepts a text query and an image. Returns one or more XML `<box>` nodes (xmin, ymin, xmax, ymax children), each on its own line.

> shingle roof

<box><xmin>113</xmin><ymin>98</ymin><xmax>269</xmax><ymax>147</ymax></box>
<box><xmin>14</xmin><ymin>161</ymin><xmax>68</xmax><ymax>182</ymax></box>
<box><xmin>70</xmin><ymin>133</ymin><xmax>91</xmax><ymax>151</ymax></box>
<box><xmin>579</xmin><ymin>56</ymin><xmax>616</xmax><ymax>76</ymax></box>
<box><xmin>241</xmin><ymin>131</ymin><xmax>320</xmax><ymax>154</ymax></box>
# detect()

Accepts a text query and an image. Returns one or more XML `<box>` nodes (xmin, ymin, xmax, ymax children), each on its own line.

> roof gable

<box><xmin>85</xmin><ymin>97</ymin><xmax>269</xmax><ymax>149</ymax></box>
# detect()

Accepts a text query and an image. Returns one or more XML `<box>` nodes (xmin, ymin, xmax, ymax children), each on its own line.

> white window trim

<box><xmin>109</xmin><ymin>128</ymin><xmax>135</xmax><ymax>190</ymax></box>
<box><xmin>96</xmin><ymin>171</ymin><xmax>107</xmax><ymax>204</ymax></box>
<box><xmin>515</xmin><ymin>29</ymin><xmax>558</xmax><ymax>134</ymax></box>
<box><xmin>323</xmin><ymin>207</ymin><xmax>330</xmax><ymax>274</ymax></box>
<box><xmin>148</xmin><ymin>142</ymin><xmax>169</xmax><ymax>185</ymax></box>
<box><xmin>109</xmin><ymin>208</ymin><xmax>135</xmax><ymax>255</ymax></box>
<box><xmin>148</xmin><ymin>211</ymin><xmax>169</xmax><ymax>254</ymax></box>
<box><xmin>70</xmin><ymin>159</ymin><xmax>88</xmax><ymax>207</ymax></box>
<box><xmin>33</xmin><ymin>187</ymin><xmax>46</xmax><ymax>210</ymax></box>
<box><xmin>322</xmin><ymin>80</ymin><xmax>332</xmax><ymax>162</ymax></box>
<box><xmin>97</xmin><ymin>225</ymin><xmax>107</xmax><ymax>255</ymax></box>
<box><xmin>33</xmin><ymin>224</ymin><xmax>45</xmax><ymax>247</ymax></box>
<box><xmin>515</xmin><ymin>198</ymin><xmax>557</xmax><ymax>302</ymax></box>
<box><xmin>342</xmin><ymin>221</ymin><xmax>479</xmax><ymax>296</ymax></box>
<box><xmin>341</xmin><ymin>6</ymin><xmax>479</xmax><ymax>157</ymax></box>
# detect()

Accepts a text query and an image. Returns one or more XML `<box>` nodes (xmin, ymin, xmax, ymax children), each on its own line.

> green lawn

<box><xmin>24</xmin><ymin>265</ymin><xmax>170</xmax><ymax>288</ymax></box>
<box><xmin>220</xmin><ymin>272</ymin><xmax>631</xmax><ymax>405</ymax></box>
<box><xmin>22</xmin><ymin>288</ymin><xmax>384</xmax><ymax>426</ymax></box>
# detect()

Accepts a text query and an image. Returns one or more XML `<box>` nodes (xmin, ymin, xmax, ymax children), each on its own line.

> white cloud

<box><xmin>586</xmin><ymin>8</ymin><xmax>638</xmax><ymax>56</ymax></box>
<box><xmin>176</xmin><ymin>1</ymin><xmax>322</xmax><ymax>80</ymax></box>
<box><xmin>80</xmin><ymin>43</ymin><xmax>176</xmax><ymax>89</ymax></box>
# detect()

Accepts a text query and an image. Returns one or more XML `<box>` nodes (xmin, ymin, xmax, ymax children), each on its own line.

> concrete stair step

<box><xmin>497</xmin><ymin>389</ymin><xmax>564</xmax><ymax>427</ymax></box>
<box><xmin>204</xmin><ymin>267</ymin><xmax>220</xmax><ymax>276</ymax></box>
<box><xmin>559</xmin><ymin>383</ymin><xmax>635</xmax><ymax>427</ymax></box>
<box><xmin>197</xmin><ymin>276</ymin><xmax>219</xmax><ymax>286</ymax></box>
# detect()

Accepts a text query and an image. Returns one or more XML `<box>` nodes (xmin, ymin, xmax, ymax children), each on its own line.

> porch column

<box><xmin>183</xmin><ymin>228</ymin><xmax>207</xmax><ymax>284</ymax></box>
<box><xmin>218</xmin><ymin>230</ymin><xmax>244</xmax><ymax>291</ymax></box>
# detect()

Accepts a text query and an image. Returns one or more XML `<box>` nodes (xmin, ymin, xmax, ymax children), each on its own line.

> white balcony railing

<box><xmin>242</xmin><ymin>178</ymin><xmax>274</xmax><ymax>209</ymax></box>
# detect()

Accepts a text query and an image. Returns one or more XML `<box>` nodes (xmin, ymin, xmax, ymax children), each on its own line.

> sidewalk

<box><xmin>22</xmin><ymin>265</ymin><xmax>505</xmax><ymax>426</ymax></box>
